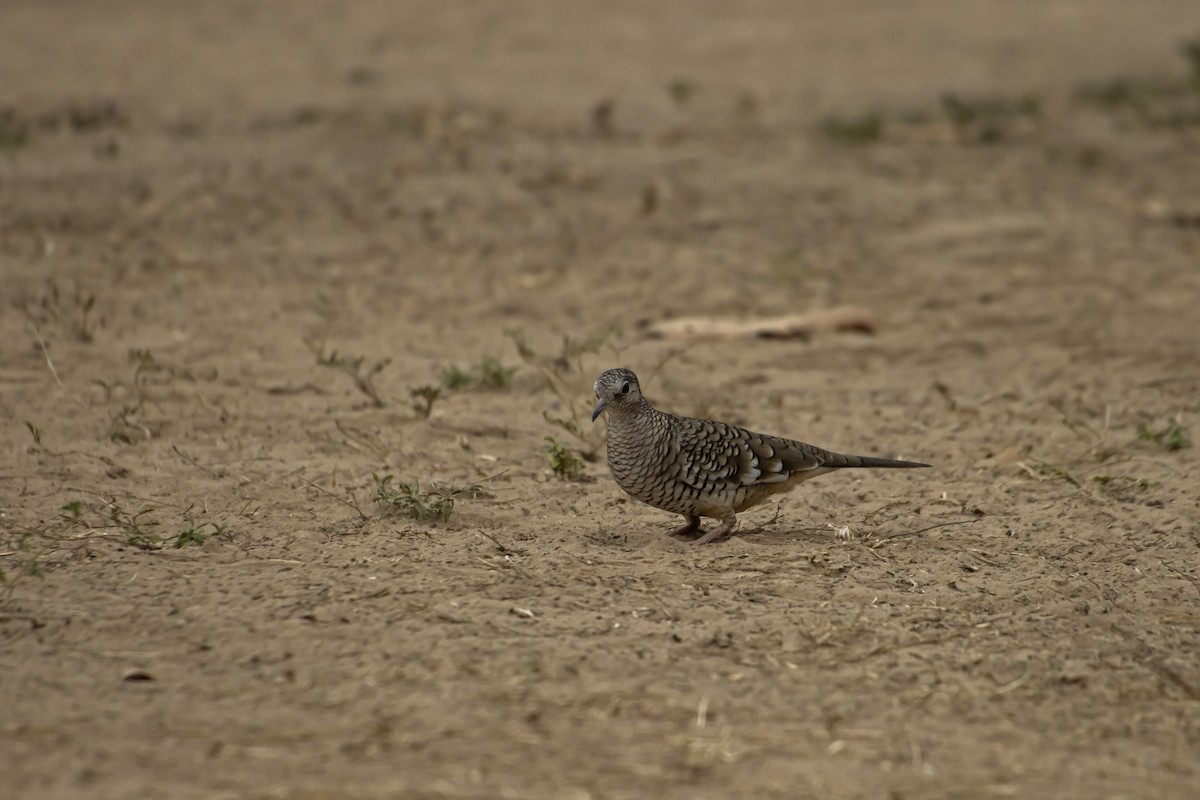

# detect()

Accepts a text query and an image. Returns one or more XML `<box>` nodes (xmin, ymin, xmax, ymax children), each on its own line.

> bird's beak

<box><xmin>591</xmin><ymin>399</ymin><xmax>607</xmax><ymax>422</ymax></box>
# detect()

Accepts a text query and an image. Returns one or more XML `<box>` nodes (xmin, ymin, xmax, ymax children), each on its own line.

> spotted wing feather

<box><xmin>673</xmin><ymin>417</ymin><xmax>831</xmax><ymax>491</ymax></box>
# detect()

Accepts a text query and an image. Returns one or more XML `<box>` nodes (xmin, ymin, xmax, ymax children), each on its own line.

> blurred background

<box><xmin>3</xmin><ymin>2</ymin><xmax>1199</xmax><ymax>799</ymax></box>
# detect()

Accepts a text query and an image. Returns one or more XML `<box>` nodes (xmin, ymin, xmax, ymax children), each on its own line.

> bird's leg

<box><xmin>690</xmin><ymin>513</ymin><xmax>737</xmax><ymax>546</ymax></box>
<box><xmin>668</xmin><ymin>515</ymin><xmax>701</xmax><ymax>537</ymax></box>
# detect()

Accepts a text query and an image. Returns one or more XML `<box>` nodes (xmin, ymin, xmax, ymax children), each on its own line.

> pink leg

<box><xmin>689</xmin><ymin>515</ymin><xmax>737</xmax><ymax>546</ymax></box>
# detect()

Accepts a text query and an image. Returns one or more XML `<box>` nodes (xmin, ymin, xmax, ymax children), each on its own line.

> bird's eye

<box><xmin>621</xmin><ymin>382</ymin><xmax>630</xmax><ymax>394</ymax></box>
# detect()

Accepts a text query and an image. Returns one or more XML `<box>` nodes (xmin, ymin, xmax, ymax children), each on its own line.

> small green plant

<box><xmin>505</xmin><ymin>325</ymin><xmax>625</xmax><ymax>460</ymax></box>
<box><xmin>24</xmin><ymin>422</ymin><xmax>43</xmax><ymax>446</ymax></box>
<box><xmin>130</xmin><ymin>348</ymin><xmax>167</xmax><ymax>384</ymax></box>
<box><xmin>1137</xmin><ymin>419</ymin><xmax>1191</xmax><ymax>451</ymax></box>
<box><xmin>3</xmin><ymin>500</ymin><xmax>232</xmax><ymax>594</ymax></box>
<box><xmin>1092</xmin><ymin>475</ymin><xmax>1150</xmax><ymax>489</ymax></box>
<box><xmin>332</xmin><ymin>419</ymin><xmax>390</xmax><ymax>459</ymax></box>
<box><xmin>735</xmin><ymin>92</ymin><xmax>758</xmax><ymax>119</ymax></box>
<box><xmin>96</xmin><ymin>500</ymin><xmax>232</xmax><ymax>550</ymax></box>
<box><xmin>346</xmin><ymin>66</ymin><xmax>377</xmax><ymax>86</ymax></box>
<box><xmin>108</xmin><ymin>503</ymin><xmax>162</xmax><ymax>550</ymax></box>
<box><xmin>94</xmin><ymin>351</ymin><xmax>215</xmax><ymax>446</ymax></box>
<box><xmin>544</xmin><ymin>437</ymin><xmax>585</xmax><ymax>481</ymax></box>
<box><xmin>128</xmin><ymin>348</ymin><xmax>217</xmax><ymax>385</ymax></box>
<box><xmin>940</xmin><ymin>92</ymin><xmax>1040</xmax><ymax>143</ymax></box>
<box><xmin>1038</xmin><ymin>462</ymin><xmax>1069</xmax><ymax>479</ymax></box>
<box><xmin>439</xmin><ymin>363</ymin><xmax>475</xmax><ymax>390</ymax></box>
<box><xmin>312</xmin><ymin>344</ymin><xmax>391</xmax><ymax>407</ymax></box>
<box><xmin>820</xmin><ymin>111</ymin><xmax>884</xmax><ymax>143</ymax></box>
<box><xmin>1073</xmin><ymin>50</ymin><xmax>1200</xmax><ymax>129</ymax></box>
<box><xmin>1</xmin><ymin>529</ymin><xmax>50</xmax><ymax>599</ymax></box>
<box><xmin>372</xmin><ymin>473</ymin><xmax>486</xmax><ymax>523</ymax></box>
<box><xmin>476</xmin><ymin>355</ymin><xmax>517</xmax><ymax>389</ymax></box>
<box><xmin>109</xmin><ymin>402</ymin><xmax>149</xmax><ymax>445</ymax></box>
<box><xmin>0</xmin><ymin>534</ymin><xmax>45</xmax><ymax>594</ymax></box>
<box><xmin>0</xmin><ymin>108</ymin><xmax>30</xmax><ymax>149</ymax></box>
<box><xmin>171</xmin><ymin>520</ymin><xmax>231</xmax><ymax>548</ymax></box>
<box><xmin>409</xmin><ymin>385</ymin><xmax>442</xmax><ymax>418</ymax></box>
<box><xmin>0</xmin><ymin>101</ymin><xmax>124</xmax><ymax>152</ymax></box>
<box><xmin>667</xmin><ymin>79</ymin><xmax>695</xmax><ymax>107</ymax></box>
<box><xmin>1076</xmin><ymin>77</ymin><xmax>1166</xmax><ymax>109</ymax></box>
<box><xmin>19</xmin><ymin>279</ymin><xmax>99</xmax><ymax>342</ymax></box>
<box><xmin>17</xmin><ymin>534</ymin><xmax>44</xmax><ymax>578</ymax></box>
<box><xmin>438</xmin><ymin>356</ymin><xmax>517</xmax><ymax>391</ymax></box>
<box><xmin>62</xmin><ymin>281</ymin><xmax>97</xmax><ymax>342</ymax></box>
<box><xmin>1181</xmin><ymin>39</ymin><xmax>1200</xmax><ymax>86</ymax></box>
<box><xmin>61</xmin><ymin>501</ymin><xmax>86</xmax><ymax>523</ymax></box>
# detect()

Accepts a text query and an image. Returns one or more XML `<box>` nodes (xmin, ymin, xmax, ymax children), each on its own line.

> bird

<box><xmin>591</xmin><ymin>367</ymin><xmax>930</xmax><ymax>545</ymax></box>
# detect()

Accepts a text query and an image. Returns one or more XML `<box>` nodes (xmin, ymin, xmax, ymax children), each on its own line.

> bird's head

<box><xmin>592</xmin><ymin>368</ymin><xmax>644</xmax><ymax>421</ymax></box>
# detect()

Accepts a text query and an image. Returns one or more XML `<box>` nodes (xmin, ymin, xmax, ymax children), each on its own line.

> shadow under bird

<box><xmin>591</xmin><ymin>368</ymin><xmax>930</xmax><ymax>545</ymax></box>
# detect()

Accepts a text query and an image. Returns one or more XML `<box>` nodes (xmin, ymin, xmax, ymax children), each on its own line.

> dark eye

<box><xmin>620</xmin><ymin>382</ymin><xmax>630</xmax><ymax>394</ymax></box>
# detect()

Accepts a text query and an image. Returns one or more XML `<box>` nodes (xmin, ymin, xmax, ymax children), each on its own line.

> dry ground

<box><xmin>2</xmin><ymin>2</ymin><xmax>1199</xmax><ymax>798</ymax></box>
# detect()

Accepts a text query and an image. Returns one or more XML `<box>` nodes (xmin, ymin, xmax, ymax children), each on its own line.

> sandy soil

<box><xmin>2</xmin><ymin>2</ymin><xmax>1199</xmax><ymax>798</ymax></box>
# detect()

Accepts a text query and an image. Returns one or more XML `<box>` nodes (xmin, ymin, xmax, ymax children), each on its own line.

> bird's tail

<box><xmin>829</xmin><ymin>453</ymin><xmax>930</xmax><ymax>469</ymax></box>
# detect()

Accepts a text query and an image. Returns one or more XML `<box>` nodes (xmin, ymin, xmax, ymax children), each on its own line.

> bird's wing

<box><xmin>674</xmin><ymin>417</ymin><xmax>829</xmax><ymax>490</ymax></box>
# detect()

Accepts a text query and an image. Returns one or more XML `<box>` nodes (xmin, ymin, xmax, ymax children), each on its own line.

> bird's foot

<box><xmin>668</xmin><ymin>516</ymin><xmax>701</xmax><ymax>537</ymax></box>
<box><xmin>689</xmin><ymin>520</ymin><xmax>736</xmax><ymax>546</ymax></box>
